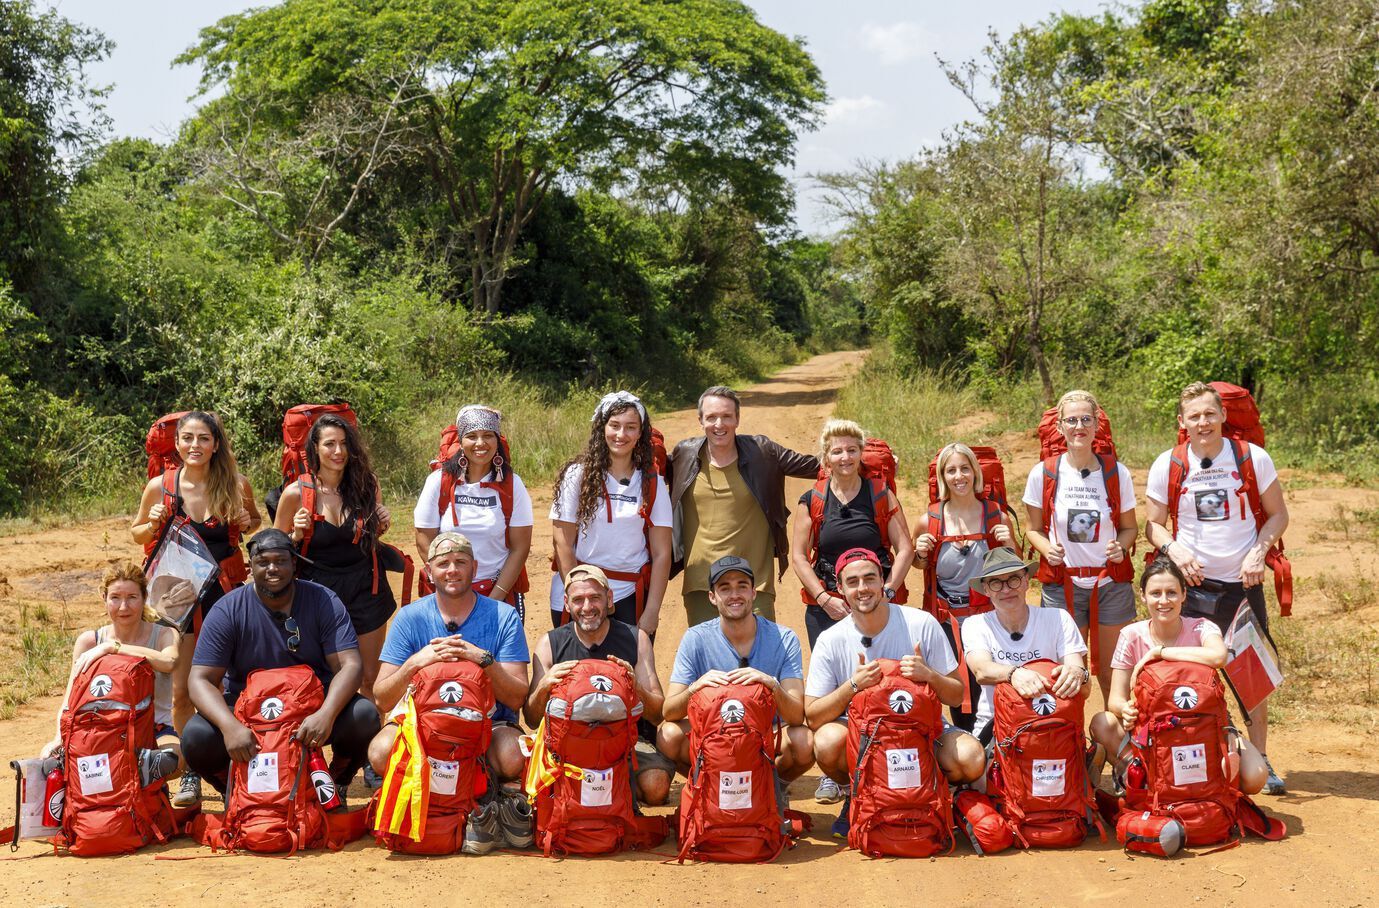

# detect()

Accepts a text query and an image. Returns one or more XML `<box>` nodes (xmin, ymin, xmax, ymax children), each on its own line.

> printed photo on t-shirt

<box><xmin>1194</xmin><ymin>489</ymin><xmax>1229</xmax><ymax>521</ymax></box>
<box><xmin>1065</xmin><ymin>509</ymin><xmax>1100</xmax><ymax>544</ymax></box>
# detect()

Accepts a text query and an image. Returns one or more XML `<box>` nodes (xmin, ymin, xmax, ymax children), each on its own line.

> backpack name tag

<box><xmin>429</xmin><ymin>758</ymin><xmax>459</xmax><ymax>796</ymax></box>
<box><xmin>886</xmin><ymin>748</ymin><xmax>921</xmax><ymax>789</ymax></box>
<box><xmin>76</xmin><ymin>754</ymin><xmax>114</xmax><ymax>795</ymax></box>
<box><xmin>247</xmin><ymin>752</ymin><xmax>280</xmax><ymax>794</ymax></box>
<box><xmin>1172</xmin><ymin>744</ymin><xmax>1208</xmax><ymax>786</ymax></box>
<box><xmin>1032</xmin><ymin>759</ymin><xmax>1066</xmax><ymax>797</ymax></box>
<box><xmin>719</xmin><ymin>771</ymin><xmax>753</xmax><ymax>810</ymax></box>
<box><xmin>581</xmin><ymin>768</ymin><xmax>613</xmax><ymax>807</ymax></box>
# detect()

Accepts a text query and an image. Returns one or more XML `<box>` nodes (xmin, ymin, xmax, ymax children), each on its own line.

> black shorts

<box><xmin>1183</xmin><ymin>581</ymin><xmax>1269</xmax><ymax>638</ymax></box>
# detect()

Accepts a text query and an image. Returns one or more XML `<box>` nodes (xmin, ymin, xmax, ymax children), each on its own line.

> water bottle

<box><xmin>307</xmin><ymin>749</ymin><xmax>342</xmax><ymax>810</ymax></box>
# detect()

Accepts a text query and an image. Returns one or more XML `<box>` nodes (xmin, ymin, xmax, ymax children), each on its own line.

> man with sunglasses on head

<box><xmin>962</xmin><ymin>548</ymin><xmax>1088</xmax><ymax>744</ymax></box>
<box><xmin>183</xmin><ymin>528</ymin><xmax>380</xmax><ymax>803</ymax></box>
<box><xmin>366</xmin><ymin>532</ymin><xmax>530</xmax><ymax>853</ymax></box>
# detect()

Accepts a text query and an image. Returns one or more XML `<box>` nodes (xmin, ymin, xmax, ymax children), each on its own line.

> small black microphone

<box><xmin>616</xmin><ymin>475</ymin><xmax>631</xmax><ymax>486</ymax></box>
<box><xmin>1011</xmin><ymin>631</ymin><xmax>1024</xmax><ymax>641</ymax></box>
<box><xmin>1079</xmin><ymin>468</ymin><xmax>1091</xmax><ymax>479</ymax></box>
<box><xmin>860</xmin><ymin>636</ymin><xmax>873</xmax><ymax>648</ymax></box>
<box><xmin>445</xmin><ymin>621</ymin><xmax>460</xmax><ymax>634</ymax></box>
<box><xmin>738</xmin><ymin>656</ymin><xmax>750</xmax><ymax>668</ymax></box>
<box><xmin>1201</xmin><ymin>457</ymin><xmax>1213</xmax><ymax>469</ymax></box>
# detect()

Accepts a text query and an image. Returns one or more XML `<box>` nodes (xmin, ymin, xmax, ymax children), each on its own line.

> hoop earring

<box><xmin>457</xmin><ymin>453</ymin><xmax>468</xmax><ymax>471</ymax></box>
<box><xmin>492</xmin><ymin>454</ymin><xmax>505</xmax><ymax>481</ymax></box>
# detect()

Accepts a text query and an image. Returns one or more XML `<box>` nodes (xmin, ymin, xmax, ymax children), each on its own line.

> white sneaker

<box><xmin>814</xmin><ymin>776</ymin><xmax>845</xmax><ymax>804</ymax></box>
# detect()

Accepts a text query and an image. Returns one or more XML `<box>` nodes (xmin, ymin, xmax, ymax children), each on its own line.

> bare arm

<box><xmin>774</xmin><ymin>677</ymin><xmax>805</xmax><ymax>727</ymax></box>
<box><xmin>1242</xmin><ymin>480</ymin><xmax>1289</xmax><ymax>587</ymax></box>
<box><xmin>415</xmin><ymin>526</ymin><xmax>439</xmax><ymax>563</ymax></box>
<box><xmin>662</xmin><ymin>681</ymin><xmax>694</xmax><ymax>723</ymax></box>
<box><xmin>238</xmin><ymin>474</ymin><xmax>262</xmax><ymax>536</ymax></box>
<box><xmin>131</xmin><ymin>477</ymin><xmax>166</xmax><ymax>546</ymax></box>
<box><xmin>552</xmin><ymin>520</ymin><xmax>579</xmax><ymax>578</ymax></box>
<box><xmin>631</xmin><ymin>629</ymin><xmax>665</xmax><ymax>725</ymax></box>
<box><xmin>641</xmin><ymin>525</ymin><xmax>671</xmax><ymax>635</ymax></box>
<box><xmin>523</xmin><ymin>635</ymin><xmax>557</xmax><ymax>727</ymax></box>
<box><xmin>44</xmin><ymin>632</ymin><xmax>98</xmax><ymax>753</ymax></box>
<box><xmin>789</xmin><ymin>500</ymin><xmax>826</xmax><ymax>601</ymax></box>
<box><xmin>491</xmin><ymin>525</ymin><xmax>532</xmax><ymax>602</ymax></box>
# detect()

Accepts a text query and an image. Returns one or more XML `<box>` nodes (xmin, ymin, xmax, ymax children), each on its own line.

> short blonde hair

<box><xmin>934</xmin><ymin>443</ymin><xmax>983</xmax><ymax>500</ymax></box>
<box><xmin>1178</xmin><ymin>382</ymin><xmax>1223</xmax><ymax>416</ymax></box>
<box><xmin>1056</xmin><ymin>389</ymin><xmax>1101</xmax><ymax>420</ymax></box>
<box><xmin>818</xmin><ymin>419</ymin><xmax>866</xmax><ymax>463</ymax></box>
<box><xmin>101</xmin><ymin>561</ymin><xmax>147</xmax><ymax>600</ymax></box>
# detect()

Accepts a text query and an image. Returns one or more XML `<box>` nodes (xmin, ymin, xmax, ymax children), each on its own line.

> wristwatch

<box><xmin>884</xmin><ymin>587</ymin><xmax>896</xmax><ymax>602</ymax></box>
<box><xmin>1080</xmin><ymin>667</ymin><xmax>1091</xmax><ymax>685</ymax></box>
<box><xmin>477</xmin><ymin>649</ymin><xmax>495</xmax><ymax>668</ymax></box>
<box><xmin>1158</xmin><ymin>542</ymin><xmax>1172</xmax><ymax>558</ymax></box>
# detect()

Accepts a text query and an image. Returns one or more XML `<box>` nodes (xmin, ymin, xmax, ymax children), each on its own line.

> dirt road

<box><xmin>1</xmin><ymin>349</ymin><xmax>1375</xmax><ymax>907</ymax></box>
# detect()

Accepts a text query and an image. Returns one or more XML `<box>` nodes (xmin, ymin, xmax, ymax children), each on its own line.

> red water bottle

<box><xmin>1125</xmin><ymin>756</ymin><xmax>1147</xmax><ymax>790</ymax></box>
<box><xmin>43</xmin><ymin>764</ymin><xmax>66</xmax><ymax>825</ymax></box>
<box><xmin>307</xmin><ymin>749</ymin><xmax>342</xmax><ymax>810</ymax></box>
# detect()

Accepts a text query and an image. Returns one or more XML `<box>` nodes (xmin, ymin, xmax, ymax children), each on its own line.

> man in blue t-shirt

<box><xmin>184</xmin><ymin>529</ymin><xmax>381</xmax><ymax>802</ymax></box>
<box><xmin>366</xmin><ymin>532</ymin><xmax>530</xmax><ymax>853</ymax></box>
<box><xmin>657</xmin><ymin>555</ymin><xmax>814</xmax><ymax>785</ymax></box>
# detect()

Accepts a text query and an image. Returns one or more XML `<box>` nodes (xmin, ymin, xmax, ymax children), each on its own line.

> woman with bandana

<box><xmin>413</xmin><ymin>405</ymin><xmax>534</xmax><ymax>619</ymax></box>
<box><xmin>550</xmin><ymin>391</ymin><xmax>671</xmax><ymax>635</ymax></box>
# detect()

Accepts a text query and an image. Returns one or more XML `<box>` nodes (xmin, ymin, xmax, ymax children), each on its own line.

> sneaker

<box><xmin>830</xmin><ymin>797</ymin><xmax>850</xmax><ymax>839</ymax></box>
<box><xmin>1263</xmin><ymin>756</ymin><xmax>1286</xmax><ymax>795</ymax></box>
<box><xmin>462</xmin><ymin>801</ymin><xmax>499</xmax><ymax>855</ymax></box>
<box><xmin>496</xmin><ymin>790</ymin><xmax>534</xmax><ymax>848</ymax></box>
<box><xmin>172</xmin><ymin>771</ymin><xmax>202</xmax><ymax>808</ymax></box>
<box><xmin>814</xmin><ymin>776</ymin><xmax>844</xmax><ymax>805</ymax></box>
<box><xmin>363</xmin><ymin>764</ymin><xmax>384</xmax><ymax>791</ymax></box>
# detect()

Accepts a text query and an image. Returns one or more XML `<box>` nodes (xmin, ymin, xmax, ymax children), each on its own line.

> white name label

<box><xmin>77</xmin><ymin>753</ymin><xmax>114</xmax><ymax>795</ymax></box>
<box><xmin>886</xmin><ymin>748</ymin><xmax>921</xmax><ymax>789</ymax></box>
<box><xmin>1032</xmin><ymin>759</ymin><xmax>1066</xmax><ymax>797</ymax></box>
<box><xmin>428</xmin><ymin>758</ymin><xmax>459</xmax><ymax>796</ymax></box>
<box><xmin>247</xmin><ymin>752</ymin><xmax>280</xmax><ymax>794</ymax></box>
<box><xmin>1172</xmin><ymin>744</ymin><xmax>1209</xmax><ymax>786</ymax></box>
<box><xmin>719</xmin><ymin>771</ymin><xmax>753</xmax><ymax>810</ymax></box>
<box><xmin>581</xmin><ymin>768</ymin><xmax>613</xmax><ymax>807</ymax></box>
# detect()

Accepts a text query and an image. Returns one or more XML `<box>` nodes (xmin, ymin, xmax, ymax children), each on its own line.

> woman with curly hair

<box><xmin>273</xmin><ymin>413</ymin><xmax>395</xmax><ymax>702</ymax></box>
<box><xmin>550</xmin><ymin>391</ymin><xmax>671</xmax><ymax>635</ymax></box>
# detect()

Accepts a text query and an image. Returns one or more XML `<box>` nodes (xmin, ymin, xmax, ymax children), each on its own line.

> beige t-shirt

<box><xmin>681</xmin><ymin>454</ymin><xmax>774</xmax><ymax>595</ymax></box>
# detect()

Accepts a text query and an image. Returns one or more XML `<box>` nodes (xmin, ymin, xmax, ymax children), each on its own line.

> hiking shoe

<box><xmin>496</xmin><ymin>790</ymin><xmax>534</xmax><ymax>848</ymax></box>
<box><xmin>814</xmin><ymin>776</ymin><xmax>844</xmax><ymax>804</ymax></box>
<box><xmin>1263</xmin><ymin>757</ymin><xmax>1286</xmax><ymax>795</ymax></box>
<box><xmin>172</xmin><ymin>771</ymin><xmax>202</xmax><ymax>808</ymax></box>
<box><xmin>462</xmin><ymin>802</ymin><xmax>499</xmax><ymax>855</ymax></box>
<box><xmin>363</xmin><ymin>764</ymin><xmax>384</xmax><ymax>791</ymax></box>
<box><xmin>830</xmin><ymin>797</ymin><xmax>850</xmax><ymax>839</ymax></box>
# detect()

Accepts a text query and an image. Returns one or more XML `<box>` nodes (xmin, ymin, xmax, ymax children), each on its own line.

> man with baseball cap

<box><xmin>183</xmin><ymin>528</ymin><xmax>380</xmax><ymax>803</ymax></box>
<box><xmin>366</xmin><ymin>531</ymin><xmax>530</xmax><ymax>853</ymax></box>
<box><xmin>804</xmin><ymin>547</ymin><xmax>986</xmax><ymax>836</ymax></box>
<box><xmin>961</xmin><ymin>548</ymin><xmax>1088</xmax><ymax>742</ymax></box>
<box><xmin>525</xmin><ymin>564</ymin><xmax>675</xmax><ymax>804</ymax></box>
<box><xmin>656</xmin><ymin>555</ymin><xmax>814</xmax><ymax>787</ymax></box>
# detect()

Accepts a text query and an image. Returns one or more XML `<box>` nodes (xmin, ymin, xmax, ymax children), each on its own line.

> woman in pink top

<box><xmin>1089</xmin><ymin>559</ymin><xmax>1265</xmax><ymax>793</ymax></box>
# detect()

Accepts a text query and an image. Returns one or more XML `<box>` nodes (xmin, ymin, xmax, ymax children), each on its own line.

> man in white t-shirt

<box><xmin>962</xmin><ymin>549</ymin><xmax>1088</xmax><ymax>743</ymax></box>
<box><xmin>805</xmin><ymin>548</ymin><xmax>986</xmax><ymax>837</ymax></box>
<box><xmin>1144</xmin><ymin>381</ymin><xmax>1289</xmax><ymax>793</ymax></box>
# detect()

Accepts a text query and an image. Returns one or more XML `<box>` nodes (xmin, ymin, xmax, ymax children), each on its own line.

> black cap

<box><xmin>708</xmin><ymin>555</ymin><xmax>754</xmax><ymax>587</ymax></box>
<box><xmin>247</xmin><ymin>528</ymin><xmax>298</xmax><ymax>559</ymax></box>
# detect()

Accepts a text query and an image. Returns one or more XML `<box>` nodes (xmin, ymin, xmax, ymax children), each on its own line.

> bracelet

<box><xmin>849</xmin><ymin>678</ymin><xmax>859</xmax><ymax>694</ymax></box>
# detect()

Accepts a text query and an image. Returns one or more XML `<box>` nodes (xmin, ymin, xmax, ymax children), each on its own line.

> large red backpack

<box><xmin>58</xmin><ymin>654</ymin><xmax>178</xmax><ymax>856</ymax></box>
<box><xmin>530</xmin><ymin>660</ymin><xmax>667</xmax><ymax>855</ymax></box>
<box><xmin>1118</xmin><ymin>661</ymin><xmax>1284</xmax><ymax>846</ymax></box>
<box><xmin>145</xmin><ymin>411</ymin><xmax>189</xmax><ymax>479</ymax></box>
<box><xmin>845</xmin><ymin>660</ymin><xmax>952</xmax><ymax>858</ymax></box>
<box><xmin>1166</xmin><ymin>383</ymin><xmax>1292</xmax><ymax>615</ymax></box>
<box><xmin>194</xmin><ymin>665</ymin><xmax>364</xmax><ymax>854</ymax></box>
<box><xmin>988</xmin><ymin>659</ymin><xmax>1103</xmax><ymax>849</ymax></box>
<box><xmin>676</xmin><ymin>683</ymin><xmax>799</xmax><ymax>863</ymax></box>
<box><xmin>422</xmin><ymin>425</ymin><xmax>530</xmax><ymax>601</ymax></box>
<box><xmin>371</xmin><ymin>662</ymin><xmax>494</xmax><ymax>854</ymax></box>
<box><xmin>802</xmin><ymin>438</ymin><xmax>906</xmax><ymax>605</ymax></box>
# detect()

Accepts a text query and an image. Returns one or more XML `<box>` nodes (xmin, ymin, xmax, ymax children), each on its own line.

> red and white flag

<box><xmin>1224</xmin><ymin>603</ymin><xmax>1283</xmax><ymax>713</ymax></box>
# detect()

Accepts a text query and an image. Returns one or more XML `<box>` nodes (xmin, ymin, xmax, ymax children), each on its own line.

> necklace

<box><xmin>1148</xmin><ymin>619</ymin><xmax>1180</xmax><ymax>648</ymax></box>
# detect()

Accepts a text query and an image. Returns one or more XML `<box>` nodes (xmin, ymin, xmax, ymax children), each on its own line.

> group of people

<box><xmin>43</xmin><ymin>378</ymin><xmax>1289</xmax><ymax>851</ymax></box>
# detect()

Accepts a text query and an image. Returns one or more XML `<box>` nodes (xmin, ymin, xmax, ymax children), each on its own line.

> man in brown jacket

<box><xmin>669</xmin><ymin>386</ymin><xmax>819</xmax><ymax>625</ymax></box>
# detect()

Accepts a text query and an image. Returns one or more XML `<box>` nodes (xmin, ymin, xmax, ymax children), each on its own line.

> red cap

<box><xmin>835</xmin><ymin>547</ymin><xmax>882</xmax><ymax>576</ymax></box>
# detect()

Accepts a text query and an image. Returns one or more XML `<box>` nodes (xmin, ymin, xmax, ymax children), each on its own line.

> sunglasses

<box><xmin>271</xmin><ymin>611</ymin><xmax>301</xmax><ymax>652</ymax></box>
<box><xmin>985</xmin><ymin>574</ymin><xmax>1026</xmax><ymax>592</ymax></box>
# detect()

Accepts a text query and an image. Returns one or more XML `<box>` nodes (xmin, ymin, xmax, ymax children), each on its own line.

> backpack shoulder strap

<box><xmin>1231</xmin><ymin>438</ymin><xmax>1265</xmax><ymax>527</ymax></box>
<box><xmin>438</xmin><ymin>469</ymin><xmax>458</xmax><ymax>524</ymax></box>
<box><xmin>868</xmin><ymin>477</ymin><xmax>893</xmax><ymax>549</ymax></box>
<box><xmin>806</xmin><ymin>478</ymin><xmax>828</xmax><ymax>559</ymax></box>
<box><xmin>1039</xmin><ymin>455</ymin><xmax>1060</xmax><ymax>536</ymax></box>
<box><xmin>1098</xmin><ymin>452</ymin><xmax>1122</xmax><ymax>520</ymax></box>
<box><xmin>298</xmin><ymin>474</ymin><xmax>318</xmax><ymax>553</ymax></box>
<box><xmin>1165</xmin><ymin>442</ymin><xmax>1191</xmax><ymax>538</ymax></box>
<box><xmin>981</xmin><ymin>498</ymin><xmax>1004</xmax><ymax>548</ymax></box>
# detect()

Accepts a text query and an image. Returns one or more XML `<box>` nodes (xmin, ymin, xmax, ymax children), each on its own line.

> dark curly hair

<box><xmin>554</xmin><ymin>402</ymin><xmax>656</xmax><ymax>529</ymax></box>
<box><xmin>305</xmin><ymin>414</ymin><xmax>383</xmax><ymax>551</ymax></box>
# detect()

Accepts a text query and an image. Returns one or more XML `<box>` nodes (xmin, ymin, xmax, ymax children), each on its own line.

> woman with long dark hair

<box><xmin>131</xmin><ymin>410</ymin><xmax>259</xmax><ymax>806</ymax></box>
<box><xmin>273</xmin><ymin>414</ymin><xmax>394</xmax><ymax>701</ymax></box>
<box><xmin>550</xmin><ymin>391</ymin><xmax>671</xmax><ymax>633</ymax></box>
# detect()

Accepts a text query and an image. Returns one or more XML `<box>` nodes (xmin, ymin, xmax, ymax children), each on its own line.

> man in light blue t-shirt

<box><xmin>657</xmin><ymin>555</ymin><xmax>814</xmax><ymax>784</ymax></box>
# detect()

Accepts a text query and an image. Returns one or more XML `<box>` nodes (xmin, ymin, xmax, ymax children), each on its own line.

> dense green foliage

<box><xmin>0</xmin><ymin>0</ymin><xmax>863</xmax><ymax>517</ymax></box>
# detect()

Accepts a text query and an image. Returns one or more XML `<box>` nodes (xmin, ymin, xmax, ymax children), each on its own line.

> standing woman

<box><xmin>413</xmin><ymin>405</ymin><xmax>533</xmax><ymax>617</ymax></box>
<box><xmin>789</xmin><ymin>419</ymin><xmax>914</xmax><ymax>649</ymax></box>
<box><xmin>130</xmin><ymin>410</ymin><xmax>259</xmax><ymax>806</ymax></box>
<box><xmin>1023</xmin><ymin>390</ymin><xmax>1138</xmax><ymax>703</ymax></box>
<box><xmin>273</xmin><ymin>414</ymin><xmax>395</xmax><ymax>702</ymax></box>
<box><xmin>550</xmin><ymin>391</ymin><xmax>671</xmax><ymax>635</ymax></box>
<box><xmin>912</xmin><ymin>442</ymin><xmax>1015</xmax><ymax>731</ymax></box>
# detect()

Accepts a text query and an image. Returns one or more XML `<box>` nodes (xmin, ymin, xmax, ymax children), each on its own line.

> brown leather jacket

<box><xmin>669</xmin><ymin>434</ymin><xmax>819</xmax><ymax>578</ymax></box>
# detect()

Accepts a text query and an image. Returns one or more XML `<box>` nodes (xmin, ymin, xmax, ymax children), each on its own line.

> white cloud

<box><xmin>823</xmin><ymin>95</ymin><xmax>885</xmax><ymax>124</ymax></box>
<box><xmin>858</xmin><ymin>21</ymin><xmax>929</xmax><ymax>66</ymax></box>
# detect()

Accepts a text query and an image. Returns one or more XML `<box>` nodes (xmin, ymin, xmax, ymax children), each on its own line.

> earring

<box><xmin>457</xmin><ymin>453</ymin><xmax>468</xmax><ymax>471</ymax></box>
<box><xmin>492</xmin><ymin>454</ymin><xmax>505</xmax><ymax>480</ymax></box>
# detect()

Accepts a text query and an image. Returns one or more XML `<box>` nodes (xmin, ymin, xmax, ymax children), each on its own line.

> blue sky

<box><xmin>46</xmin><ymin>0</ymin><xmax>1111</xmax><ymax>234</ymax></box>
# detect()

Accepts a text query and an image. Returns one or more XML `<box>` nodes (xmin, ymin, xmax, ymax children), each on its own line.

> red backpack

<box><xmin>529</xmin><ymin>660</ymin><xmax>667</xmax><ymax>855</ymax></box>
<box><xmin>1166</xmin><ymin>383</ymin><xmax>1292</xmax><ymax>615</ymax></box>
<box><xmin>145</xmin><ymin>411</ymin><xmax>189</xmax><ymax>479</ymax></box>
<box><xmin>802</xmin><ymin>438</ymin><xmax>906</xmax><ymax>605</ymax></box>
<box><xmin>1118</xmin><ymin>661</ymin><xmax>1284</xmax><ymax>846</ymax></box>
<box><xmin>988</xmin><ymin>659</ymin><xmax>1103</xmax><ymax>849</ymax></box>
<box><xmin>58</xmin><ymin>654</ymin><xmax>178</xmax><ymax>856</ymax></box>
<box><xmin>676</xmin><ymin>683</ymin><xmax>803</xmax><ymax>863</ymax></box>
<box><xmin>280</xmin><ymin>402</ymin><xmax>358</xmax><ymax>486</ymax></box>
<box><xmin>194</xmin><ymin>665</ymin><xmax>365</xmax><ymax>854</ymax></box>
<box><xmin>371</xmin><ymin>662</ymin><xmax>494</xmax><ymax>854</ymax></box>
<box><xmin>845</xmin><ymin>660</ymin><xmax>952</xmax><ymax>858</ymax></box>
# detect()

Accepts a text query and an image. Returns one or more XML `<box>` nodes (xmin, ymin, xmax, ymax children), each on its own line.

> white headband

<box><xmin>593</xmin><ymin>391</ymin><xmax>647</xmax><ymax>426</ymax></box>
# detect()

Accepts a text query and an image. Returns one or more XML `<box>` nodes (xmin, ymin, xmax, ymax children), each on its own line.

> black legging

<box><xmin>941</xmin><ymin>619</ymin><xmax>980</xmax><ymax>733</ymax></box>
<box><xmin>183</xmin><ymin>692</ymin><xmax>380</xmax><ymax>793</ymax></box>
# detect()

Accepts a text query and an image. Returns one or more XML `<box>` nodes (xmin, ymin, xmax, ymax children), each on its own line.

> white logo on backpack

<box><xmin>719</xmin><ymin>771</ymin><xmax>753</xmax><ymax>810</ymax></box>
<box><xmin>581</xmin><ymin>768</ymin><xmax>613</xmax><ymax>807</ymax></box>
<box><xmin>885</xmin><ymin>748</ymin><xmax>921</xmax><ymax>789</ymax></box>
<box><xmin>1031</xmin><ymin>759</ymin><xmax>1066</xmax><ymax>797</ymax></box>
<box><xmin>88</xmin><ymin>675</ymin><xmax>113</xmax><ymax>698</ymax></box>
<box><xmin>428</xmin><ymin>758</ymin><xmax>459</xmax><ymax>796</ymax></box>
<box><xmin>76</xmin><ymin>754</ymin><xmax>113</xmax><ymax>795</ymax></box>
<box><xmin>247</xmin><ymin>752</ymin><xmax>280</xmax><ymax>794</ymax></box>
<box><xmin>1172</xmin><ymin>744</ymin><xmax>1208</xmax><ymax>786</ymax></box>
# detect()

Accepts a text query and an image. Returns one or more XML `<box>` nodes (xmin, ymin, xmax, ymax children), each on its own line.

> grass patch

<box><xmin>0</xmin><ymin>601</ymin><xmax>73</xmax><ymax>721</ymax></box>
